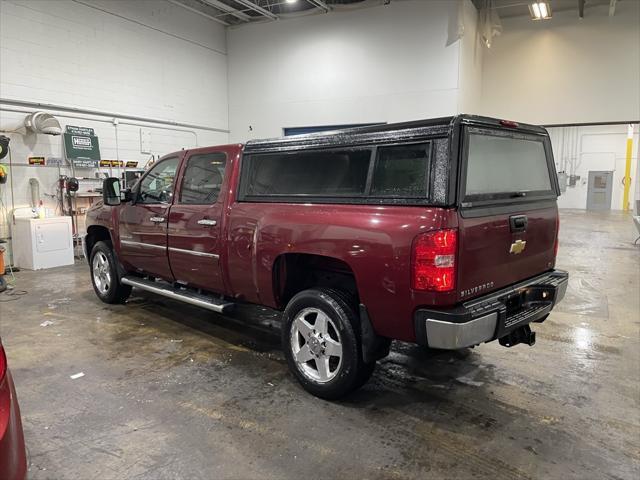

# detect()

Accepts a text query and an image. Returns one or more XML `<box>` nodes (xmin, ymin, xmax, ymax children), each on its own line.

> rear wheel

<box><xmin>90</xmin><ymin>241</ymin><xmax>131</xmax><ymax>304</ymax></box>
<box><xmin>282</xmin><ymin>288</ymin><xmax>375</xmax><ymax>399</ymax></box>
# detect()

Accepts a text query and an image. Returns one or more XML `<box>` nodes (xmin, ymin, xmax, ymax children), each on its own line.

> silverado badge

<box><xmin>510</xmin><ymin>239</ymin><xmax>527</xmax><ymax>255</ymax></box>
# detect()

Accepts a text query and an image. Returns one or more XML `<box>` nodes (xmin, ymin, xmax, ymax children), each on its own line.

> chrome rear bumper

<box><xmin>414</xmin><ymin>270</ymin><xmax>569</xmax><ymax>349</ymax></box>
<box><xmin>423</xmin><ymin>312</ymin><xmax>498</xmax><ymax>350</ymax></box>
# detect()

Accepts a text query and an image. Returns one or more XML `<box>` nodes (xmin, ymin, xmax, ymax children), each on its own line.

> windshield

<box><xmin>464</xmin><ymin>130</ymin><xmax>554</xmax><ymax>201</ymax></box>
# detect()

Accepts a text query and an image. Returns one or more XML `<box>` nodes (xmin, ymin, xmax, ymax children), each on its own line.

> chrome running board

<box><xmin>121</xmin><ymin>276</ymin><xmax>234</xmax><ymax>314</ymax></box>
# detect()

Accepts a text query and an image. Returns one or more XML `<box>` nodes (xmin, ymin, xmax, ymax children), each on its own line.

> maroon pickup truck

<box><xmin>86</xmin><ymin>115</ymin><xmax>568</xmax><ymax>399</ymax></box>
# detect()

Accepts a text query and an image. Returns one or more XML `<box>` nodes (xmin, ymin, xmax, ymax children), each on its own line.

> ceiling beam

<box><xmin>167</xmin><ymin>0</ymin><xmax>230</xmax><ymax>25</ymax></box>
<box><xmin>199</xmin><ymin>0</ymin><xmax>251</xmax><ymax>21</ymax></box>
<box><xmin>305</xmin><ymin>0</ymin><xmax>330</xmax><ymax>12</ymax></box>
<box><xmin>578</xmin><ymin>0</ymin><xmax>585</xmax><ymax>18</ymax></box>
<box><xmin>609</xmin><ymin>0</ymin><xmax>617</xmax><ymax>16</ymax></box>
<box><xmin>232</xmin><ymin>0</ymin><xmax>279</xmax><ymax>20</ymax></box>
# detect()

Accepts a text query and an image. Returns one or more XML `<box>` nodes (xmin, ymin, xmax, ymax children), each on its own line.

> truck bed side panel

<box><xmin>226</xmin><ymin>203</ymin><xmax>458</xmax><ymax>342</ymax></box>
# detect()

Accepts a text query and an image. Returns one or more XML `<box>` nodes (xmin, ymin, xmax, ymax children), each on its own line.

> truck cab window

<box><xmin>179</xmin><ymin>153</ymin><xmax>227</xmax><ymax>204</ymax></box>
<box><xmin>137</xmin><ymin>157</ymin><xmax>179</xmax><ymax>204</ymax></box>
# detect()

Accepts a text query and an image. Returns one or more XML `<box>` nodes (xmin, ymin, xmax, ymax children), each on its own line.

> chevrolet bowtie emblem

<box><xmin>510</xmin><ymin>239</ymin><xmax>527</xmax><ymax>254</ymax></box>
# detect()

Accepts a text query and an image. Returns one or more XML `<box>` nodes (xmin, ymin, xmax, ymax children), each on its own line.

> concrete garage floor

<box><xmin>1</xmin><ymin>209</ymin><xmax>638</xmax><ymax>480</ymax></box>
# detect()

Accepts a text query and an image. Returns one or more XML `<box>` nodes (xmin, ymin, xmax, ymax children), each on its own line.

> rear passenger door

<box><xmin>167</xmin><ymin>150</ymin><xmax>228</xmax><ymax>293</ymax></box>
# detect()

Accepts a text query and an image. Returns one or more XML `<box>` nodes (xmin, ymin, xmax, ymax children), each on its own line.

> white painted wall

<box><xmin>0</xmin><ymin>0</ymin><xmax>229</xmax><ymax>242</ymax></box>
<box><xmin>457</xmin><ymin>0</ymin><xmax>483</xmax><ymax>114</ymax></box>
<box><xmin>479</xmin><ymin>1</ymin><xmax>640</xmax><ymax>125</ymax></box>
<box><xmin>549</xmin><ymin>124</ymin><xmax>639</xmax><ymax>211</ymax></box>
<box><xmin>1</xmin><ymin>0</ymin><xmax>228</xmax><ymax>127</ymax></box>
<box><xmin>227</xmin><ymin>0</ymin><xmax>478</xmax><ymax>142</ymax></box>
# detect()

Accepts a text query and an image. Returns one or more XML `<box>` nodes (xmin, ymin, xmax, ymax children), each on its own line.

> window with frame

<box><xmin>370</xmin><ymin>143</ymin><xmax>430</xmax><ymax>197</ymax></box>
<box><xmin>244</xmin><ymin>149</ymin><xmax>371</xmax><ymax>197</ymax></box>
<box><xmin>137</xmin><ymin>157</ymin><xmax>179</xmax><ymax>204</ymax></box>
<box><xmin>464</xmin><ymin>131</ymin><xmax>553</xmax><ymax>200</ymax></box>
<box><xmin>179</xmin><ymin>153</ymin><xmax>227</xmax><ymax>204</ymax></box>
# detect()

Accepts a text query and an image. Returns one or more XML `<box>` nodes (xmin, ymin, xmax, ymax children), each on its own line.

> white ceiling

<box><xmin>482</xmin><ymin>0</ymin><xmax>615</xmax><ymax>19</ymax></box>
<box><xmin>169</xmin><ymin>0</ymin><xmax>621</xmax><ymax>26</ymax></box>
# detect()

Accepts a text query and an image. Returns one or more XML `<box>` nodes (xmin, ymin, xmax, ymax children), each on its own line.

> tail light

<box><xmin>0</xmin><ymin>344</ymin><xmax>6</xmax><ymax>384</ymax></box>
<box><xmin>411</xmin><ymin>229</ymin><xmax>457</xmax><ymax>292</ymax></box>
<box><xmin>554</xmin><ymin>214</ymin><xmax>560</xmax><ymax>258</ymax></box>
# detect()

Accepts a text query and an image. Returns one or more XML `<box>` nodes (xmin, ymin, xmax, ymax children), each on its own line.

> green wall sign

<box><xmin>64</xmin><ymin>125</ymin><xmax>101</xmax><ymax>166</ymax></box>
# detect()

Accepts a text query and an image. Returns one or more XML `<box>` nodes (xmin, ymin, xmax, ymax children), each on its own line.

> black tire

<box><xmin>282</xmin><ymin>288</ymin><xmax>376</xmax><ymax>400</ymax></box>
<box><xmin>90</xmin><ymin>240</ymin><xmax>131</xmax><ymax>304</ymax></box>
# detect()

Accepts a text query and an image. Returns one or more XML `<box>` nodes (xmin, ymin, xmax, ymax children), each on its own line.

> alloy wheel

<box><xmin>92</xmin><ymin>252</ymin><xmax>111</xmax><ymax>294</ymax></box>
<box><xmin>290</xmin><ymin>307</ymin><xmax>343</xmax><ymax>383</ymax></box>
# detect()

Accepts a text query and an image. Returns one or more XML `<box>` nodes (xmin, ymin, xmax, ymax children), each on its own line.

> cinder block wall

<box><xmin>0</xmin><ymin>0</ymin><xmax>229</xmax><ymax>241</ymax></box>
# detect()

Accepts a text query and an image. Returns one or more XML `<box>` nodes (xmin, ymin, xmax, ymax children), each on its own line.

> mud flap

<box><xmin>359</xmin><ymin>304</ymin><xmax>391</xmax><ymax>363</ymax></box>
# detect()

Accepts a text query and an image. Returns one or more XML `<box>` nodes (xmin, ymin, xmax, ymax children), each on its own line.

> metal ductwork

<box><xmin>24</xmin><ymin>111</ymin><xmax>62</xmax><ymax>136</ymax></box>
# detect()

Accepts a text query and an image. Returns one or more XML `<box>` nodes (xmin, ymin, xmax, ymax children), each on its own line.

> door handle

<box><xmin>197</xmin><ymin>219</ymin><xmax>217</xmax><ymax>226</ymax></box>
<box><xmin>150</xmin><ymin>217</ymin><xmax>165</xmax><ymax>223</ymax></box>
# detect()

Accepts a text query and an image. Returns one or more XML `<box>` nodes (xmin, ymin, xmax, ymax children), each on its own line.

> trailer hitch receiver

<box><xmin>499</xmin><ymin>324</ymin><xmax>536</xmax><ymax>347</ymax></box>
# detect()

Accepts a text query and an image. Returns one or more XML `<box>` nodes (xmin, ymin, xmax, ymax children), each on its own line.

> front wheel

<box><xmin>90</xmin><ymin>241</ymin><xmax>131</xmax><ymax>304</ymax></box>
<box><xmin>282</xmin><ymin>288</ymin><xmax>375</xmax><ymax>400</ymax></box>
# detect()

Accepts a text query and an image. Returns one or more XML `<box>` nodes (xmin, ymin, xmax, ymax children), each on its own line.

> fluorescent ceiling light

<box><xmin>286</xmin><ymin>0</ymin><xmax>298</xmax><ymax>3</ymax></box>
<box><xmin>531</xmin><ymin>2</ymin><xmax>541</xmax><ymax>17</ymax></box>
<box><xmin>539</xmin><ymin>2</ymin><xmax>548</xmax><ymax>17</ymax></box>
<box><xmin>529</xmin><ymin>2</ymin><xmax>552</xmax><ymax>20</ymax></box>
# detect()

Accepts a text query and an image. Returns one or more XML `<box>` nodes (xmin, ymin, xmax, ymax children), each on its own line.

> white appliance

<box><xmin>12</xmin><ymin>217</ymin><xmax>75</xmax><ymax>270</ymax></box>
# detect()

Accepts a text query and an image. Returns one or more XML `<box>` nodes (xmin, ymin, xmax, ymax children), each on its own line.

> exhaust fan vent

<box><xmin>24</xmin><ymin>111</ymin><xmax>62</xmax><ymax>136</ymax></box>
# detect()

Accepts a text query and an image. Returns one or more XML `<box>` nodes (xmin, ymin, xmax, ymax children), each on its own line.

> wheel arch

<box><xmin>272</xmin><ymin>253</ymin><xmax>360</xmax><ymax>310</ymax></box>
<box><xmin>85</xmin><ymin>225</ymin><xmax>113</xmax><ymax>259</ymax></box>
<box><xmin>272</xmin><ymin>253</ymin><xmax>391</xmax><ymax>363</ymax></box>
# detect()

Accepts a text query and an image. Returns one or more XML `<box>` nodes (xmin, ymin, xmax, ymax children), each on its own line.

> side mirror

<box><xmin>102</xmin><ymin>178</ymin><xmax>122</xmax><ymax>206</ymax></box>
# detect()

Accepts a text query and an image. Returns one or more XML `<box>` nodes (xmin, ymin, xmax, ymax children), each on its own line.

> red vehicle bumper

<box><xmin>0</xmin><ymin>370</ymin><xmax>27</xmax><ymax>480</ymax></box>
